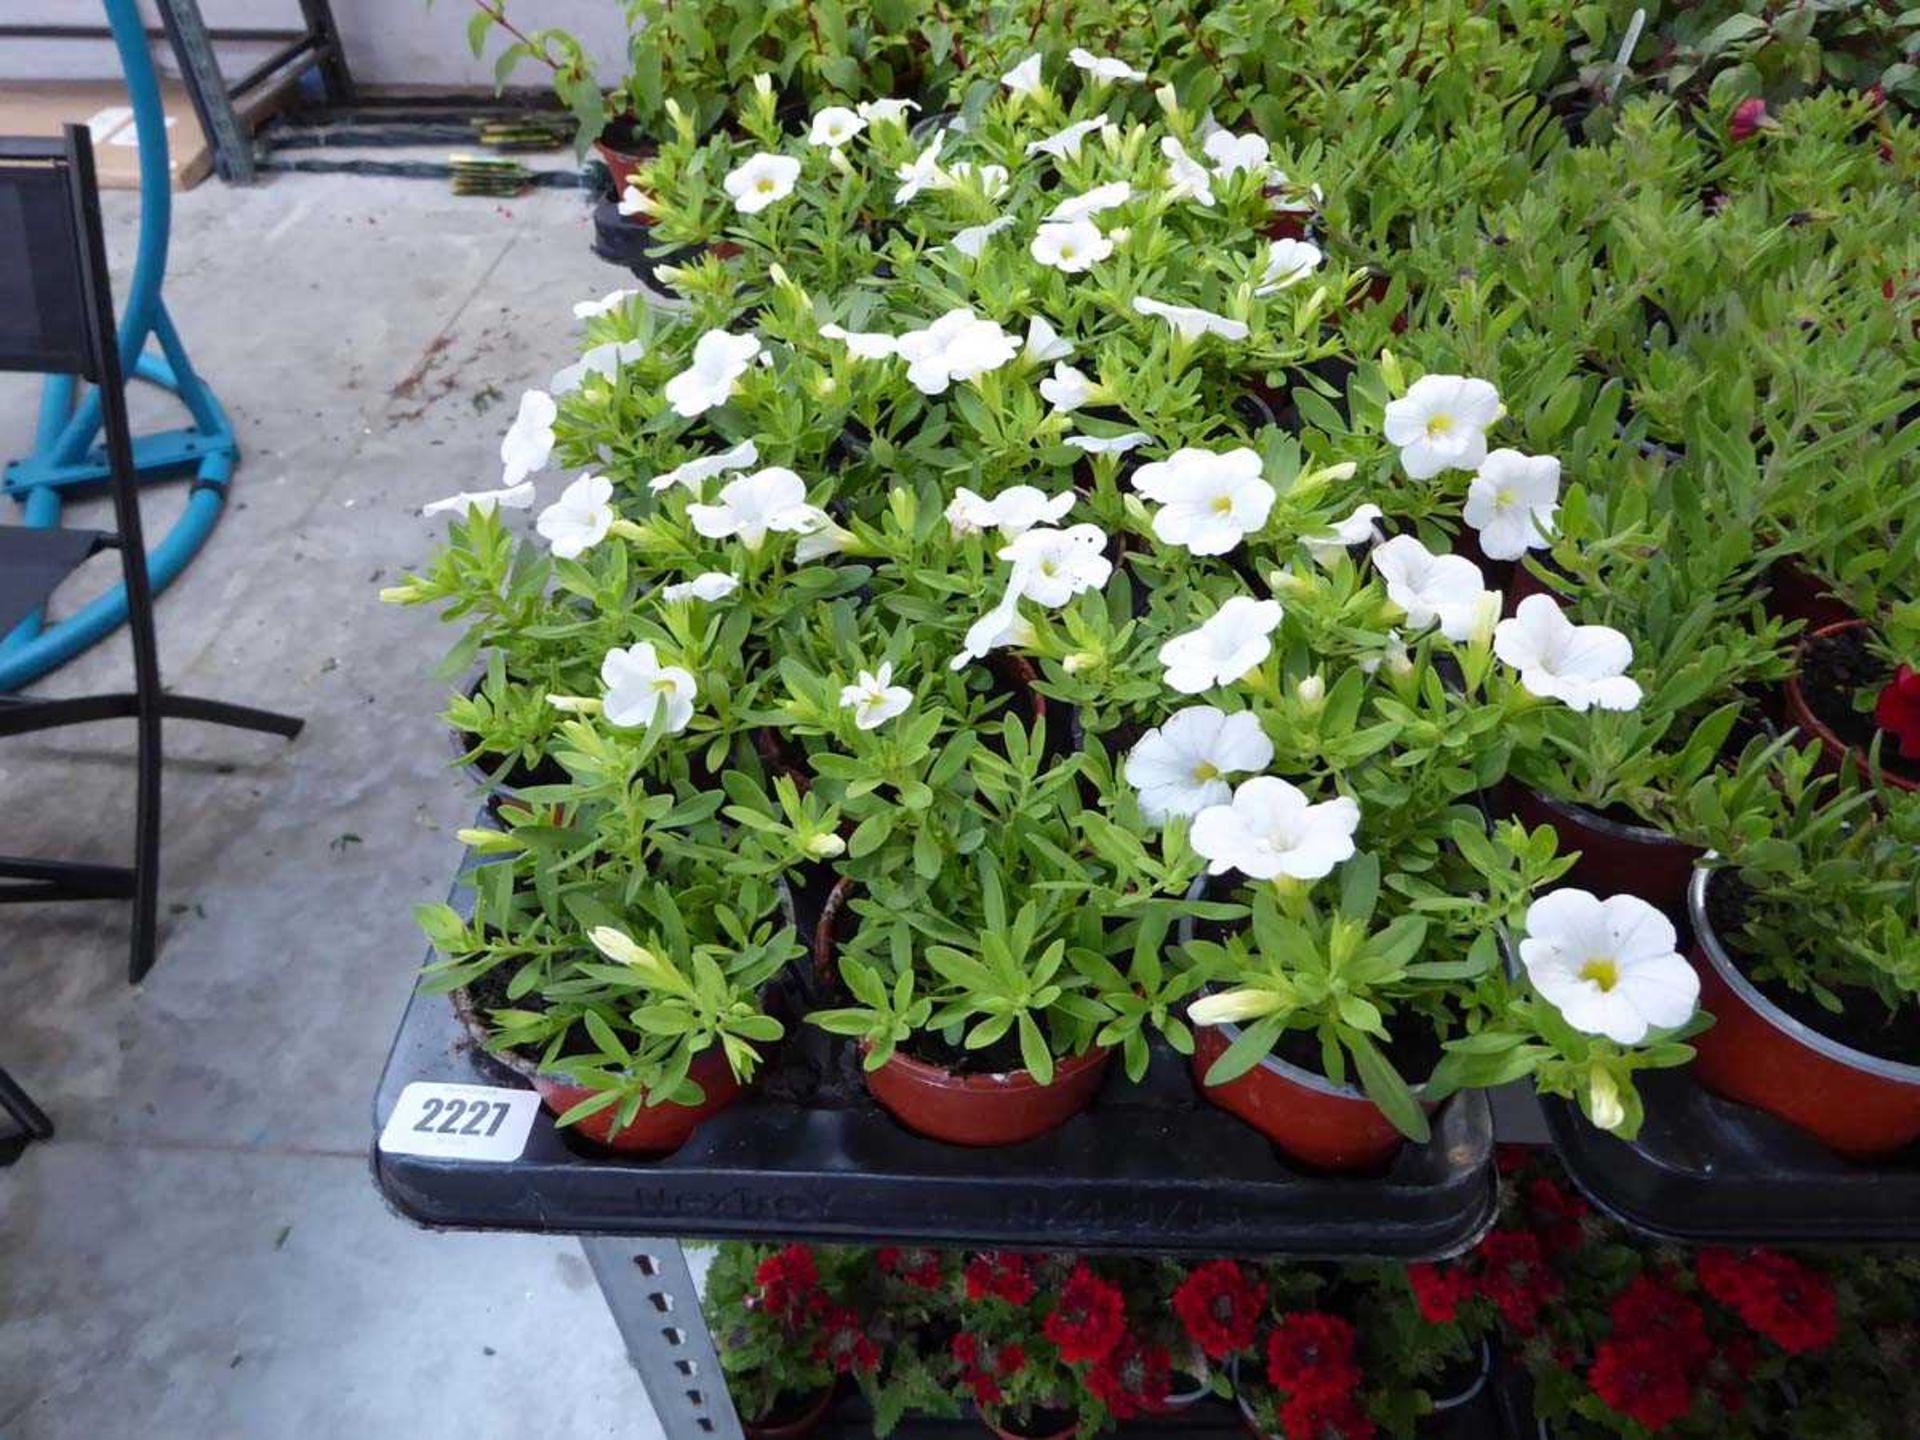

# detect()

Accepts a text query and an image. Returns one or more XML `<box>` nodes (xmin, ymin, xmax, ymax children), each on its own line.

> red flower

<box><xmin>1608</xmin><ymin>1274</ymin><xmax>1712</xmax><ymax>1375</ymax></box>
<box><xmin>1407</xmin><ymin>1263</ymin><xmax>1474</xmax><ymax>1324</ymax></box>
<box><xmin>1874</xmin><ymin>665</ymin><xmax>1920</xmax><ymax>759</ymax></box>
<box><xmin>1043</xmin><ymin>1262</ymin><xmax>1128</xmax><ymax>1364</ymax></box>
<box><xmin>1265</xmin><ymin>1312</ymin><xmax>1362</xmax><ymax>1403</ymax></box>
<box><xmin>1698</xmin><ymin>1250</ymin><xmax>1838</xmax><ymax>1355</ymax></box>
<box><xmin>1525</xmin><ymin>1176</ymin><xmax>1590</xmax><ymax>1254</ymax></box>
<box><xmin>754</xmin><ymin>1244</ymin><xmax>821</xmax><ymax>1320</ymax></box>
<box><xmin>1087</xmin><ymin>1335</ymin><xmax>1172</xmax><ymax>1420</ymax></box>
<box><xmin>1278</xmin><ymin>1390</ymin><xmax>1377</xmax><ymax>1440</ymax></box>
<box><xmin>1710</xmin><ymin>1336</ymin><xmax>1758</xmax><ymax>1415</ymax></box>
<box><xmin>1472</xmin><ymin>1230</ymin><xmax>1560</xmax><ymax>1337</ymax></box>
<box><xmin>1729</xmin><ymin>98</ymin><xmax>1771</xmax><ymax>142</ymax></box>
<box><xmin>953</xmin><ymin>1332</ymin><xmax>1025</xmax><ymax>1408</ymax></box>
<box><xmin>965</xmin><ymin>1252</ymin><xmax>1037</xmax><ymax>1306</ymax></box>
<box><xmin>878</xmin><ymin>1246</ymin><xmax>945</xmax><ymax>1290</ymax></box>
<box><xmin>1173</xmin><ymin>1260</ymin><xmax>1266</xmax><ymax>1359</ymax></box>
<box><xmin>1589</xmin><ymin>1336</ymin><xmax>1696</xmax><ymax>1432</ymax></box>
<box><xmin>816</xmin><ymin>1306</ymin><xmax>879</xmax><ymax>1374</ymax></box>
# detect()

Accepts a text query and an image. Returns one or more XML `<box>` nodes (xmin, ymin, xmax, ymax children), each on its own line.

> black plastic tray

<box><xmin>373</xmin><ymin>856</ymin><xmax>1497</xmax><ymax>1256</ymax></box>
<box><xmin>1542</xmin><ymin>1071</ymin><xmax>1920</xmax><ymax>1246</ymax></box>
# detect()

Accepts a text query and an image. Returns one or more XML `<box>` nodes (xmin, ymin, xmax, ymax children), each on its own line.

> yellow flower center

<box><xmin>1425</xmin><ymin>413</ymin><xmax>1454</xmax><ymax>438</ymax></box>
<box><xmin>1211</xmin><ymin>495</ymin><xmax>1235</xmax><ymax>514</ymax></box>
<box><xmin>757</xmin><ymin>178</ymin><xmax>776</xmax><ymax>193</ymax></box>
<box><xmin>1192</xmin><ymin>761</ymin><xmax>1221</xmax><ymax>782</ymax></box>
<box><xmin>1040</xmin><ymin>560</ymin><xmax>1060</xmax><ymax>577</ymax></box>
<box><xmin>1579</xmin><ymin>957</ymin><xmax>1620</xmax><ymax>992</ymax></box>
<box><xmin>652</xmin><ymin>678</ymin><xmax>679</xmax><ymax>694</ymax></box>
<box><xmin>1496</xmin><ymin>486</ymin><xmax>1516</xmax><ymax>507</ymax></box>
<box><xmin>1060</xmin><ymin>244</ymin><xmax>1078</xmax><ymax>260</ymax></box>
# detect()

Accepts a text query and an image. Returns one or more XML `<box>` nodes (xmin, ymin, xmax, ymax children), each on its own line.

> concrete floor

<box><xmin>0</xmin><ymin>169</ymin><xmax>668</xmax><ymax>1440</ymax></box>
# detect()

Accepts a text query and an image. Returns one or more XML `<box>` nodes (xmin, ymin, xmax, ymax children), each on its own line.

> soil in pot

<box><xmin>1787</xmin><ymin>624</ymin><xmax>1920</xmax><ymax>788</ymax></box>
<box><xmin>594</xmin><ymin>114</ymin><xmax>655</xmax><ymax>199</ymax></box>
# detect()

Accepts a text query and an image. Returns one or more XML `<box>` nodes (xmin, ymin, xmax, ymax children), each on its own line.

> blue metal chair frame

<box><xmin>0</xmin><ymin>0</ymin><xmax>236</xmax><ymax>691</ymax></box>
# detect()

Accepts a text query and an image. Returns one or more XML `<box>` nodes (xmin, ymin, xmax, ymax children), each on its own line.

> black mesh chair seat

<box><xmin>0</xmin><ymin>524</ymin><xmax>111</xmax><ymax>639</ymax></box>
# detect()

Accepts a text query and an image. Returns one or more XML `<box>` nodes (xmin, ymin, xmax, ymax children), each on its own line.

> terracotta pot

<box><xmin>1497</xmin><ymin>782</ymin><xmax>1700</xmax><ymax>920</ymax></box>
<box><xmin>1190</xmin><ymin>1023</ymin><xmax>1427</xmax><ymax>1172</ymax></box>
<box><xmin>1764</xmin><ymin>557</ymin><xmax>1854</xmax><ymax>631</ymax></box>
<box><xmin>1687</xmin><ymin>866</ymin><xmax>1920</xmax><ymax>1159</ymax></box>
<box><xmin>744</xmin><ymin>1385</ymin><xmax>836</xmax><ymax>1440</ymax></box>
<box><xmin>450</xmin><ymin>988</ymin><xmax>744</xmax><ymax>1155</ymax></box>
<box><xmin>594</xmin><ymin>118</ymin><xmax>653</xmax><ymax>201</ymax></box>
<box><xmin>1782</xmin><ymin>620</ymin><xmax>1918</xmax><ymax>793</ymax></box>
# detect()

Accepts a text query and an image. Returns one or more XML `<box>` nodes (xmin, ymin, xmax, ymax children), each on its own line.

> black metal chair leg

<box><xmin>157</xmin><ymin>692</ymin><xmax>305</xmax><ymax>739</ymax></box>
<box><xmin>0</xmin><ymin>1065</ymin><xmax>55</xmax><ymax>1141</ymax></box>
<box><xmin>127</xmin><ymin>691</ymin><xmax>163</xmax><ymax>987</ymax></box>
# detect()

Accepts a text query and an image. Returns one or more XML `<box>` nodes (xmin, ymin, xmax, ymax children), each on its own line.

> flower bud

<box><xmin>752</xmin><ymin>73</ymin><xmax>773</xmax><ymax>98</ymax></box>
<box><xmin>1295</xmin><ymin>674</ymin><xmax>1325</xmax><ymax>708</ymax></box>
<box><xmin>1153</xmin><ymin>84</ymin><xmax>1180</xmax><ymax>117</ymax></box>
<box><xmin>378</xmin><ymin>583</ymin><xmax>424</xmax><ymax>605</ymax></box>
<box><xmin>1062</xmin><ymin>651</ymin><xmax>1100</xmax><ymax>675</ymax></box>
<box><xmin>1589</xmin><ymin>1067</ymin><xmax>1627</xmax><ymax>1132</ymax></box>
<box><xmin>806</xmin><ymin>832</ymin><xmax>847</xmax><ymax>860</ymax></box>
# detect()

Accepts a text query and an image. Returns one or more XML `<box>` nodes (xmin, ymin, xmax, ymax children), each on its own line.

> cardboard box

<box><xmin>0</xmin><ymin>79</ymin><xmax>214</xmax><ymax>190</ymax></box>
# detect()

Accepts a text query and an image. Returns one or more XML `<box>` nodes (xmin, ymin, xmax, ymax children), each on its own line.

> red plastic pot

<box><xmin>1497</xmin><ymin>781</ymin><xmax>1700</xmax><ymax>920</ymax></box>
<box><xmin>1190</xmin><ymin>1023</ymin><xmax>1427</xmax><ymax>1172</ymax></box>
<box><xmin>451</xmin><ymin>988</ymin><xmax>744</xmax><ymax>1155</ymax></box>
<box><xmin>1764</xmin><ymin>557</ymin><xmax>1854</xmax><ymax>631</ymax></box>
<box><xmin>1782</xmin><ymin>620</ymin><xmax>1918</xmax><ymax>793</ymax></box>
<box><xmin>1686</xmin><ymin>866</ymin><xmax>1920</xmax><ymax>1159</ymax></box>
<box><xmin>744</xmin><ymin>1385</ymin><xmax>836</xmax><ymax>1440</ymax></box>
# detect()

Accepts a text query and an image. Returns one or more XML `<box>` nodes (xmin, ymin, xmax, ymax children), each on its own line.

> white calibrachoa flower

<box><xmin>1257</xmin><ymin>238</ymin><xmax>1324</xmax><ymax>295</ymax></box>
<box><xmin>1002</xmin><ymin>524</ymin><xmax>1112</xmax><ymax>606</ymax></box>
<box><xmin>1132</xmin><ymin>447</ymin><xmax>1276</xmax><ymax>555</ymax></box>
<box><xmin>422</xmin><ymin>481</ymin><xmax>535</xmax><ymax>518</ymax></box>
<box><xmin>1203</xmin><ymin>130</ymin><xmax>1271</xmax><ymax>177</ymax></box>
<box><xmin>601</xmin><ymin>641</ymin><xmax>697</xmax><ymax>733</ymax></box>
<box><xmin>1370</xmin><ymin>535</ymin><xmax>1497</xmax><ymax>641</ymax></box>
<box><xmin>1464</xmin><ymin>450</ymin><xmax>1561</xmax><ymax>560</ymax></box>
<box><xmin>1030</xmin><ymin>220</ymin><xmax>1113</xmax><ymax>274</ymax></box>
<box><xmin>1161</xmin><ymin>137</ymin><xmax>1214</xmax><ymax>205</ymax></box>
<box><xmin>1132</xmin><ymin>296</ymin><xmax>1249</xmax><ymax>342</ymax></box>
<box><xmin>1158</xmin><ymin>596</ymin><xmax>1285</xmax><ymax>694</ymax></box>
<box><xmin>664</xmin><ymin>330</ymin><xmax>762</xmax><ymax>418</ymax></box>
<box><xmin>1125</xmin><ymin>707</ymin><xmax>1274</xmax><ymax>823</ymax></box>
<box><xmin>1002</xmin><ymin>53</ymin><xmax>1044</xmax><ymax>94</ymax></box>
<box><xmin>551</xmin><ymin>338</ymin><xmax>647</xmax><ymax>395</ymax></box>
<box><xmin>945</xmin><ymin>485</ymin><xmax>1076</xmax><ymax>538</ymax></box>
<box><xmin>807</xmin><ymin>106</ymin><xmax>866</xmax><ymax>148</ymax></box>
<box><xmin>724</xmin><ymin>153</ymin><xmax>801</xmax><ymax>214</ymax></box>
<box><xmin>687</xmin><ymin>466</ymin><xmax>821</xmax><ymax>550</ymax></box>
<box><xmin>895</xmin><ymin>309</ymin><xmax>1018</xmax><ymax>394</ymax></box>
<box><xmin>858</xmin><ymin>97</ymin><xmax>919</xmax><ymax>126</ymax></box>
<box><xmin>1026</xmin><ymin>117</ymin><xmax>1113</xmax><ymax>160</ymax></box>
<box><xmin>1047</xmin><ymin>181</ymin><xmax>1133</xmax><ymax>223</ymax></box>
<box><xmin>1066</xmin><ymin>431</ymin><xmax>1150</xmax><ymax>455</ymax></box>
<box><xmin>951</xmin><ymin>590</ymin><xmax>1037</xmax><ymax>671</ymax></box>
<box><xmin>1024</xmin><ymin>316</ymin><xmax>1074</xmax><ymax>363</ymax></box>
<box><xmin>535</xmin><ymin>473</ymin><xmax>614</xmax><ymax>559</ymax></box>
<box><xmin>661</xmin><ymin>572</ymin><xmax>739</xmax><ymax>603</ymax></box>
<box><xmin>1191</xmin><ymin>777</ymin><xmax>1360</xmax><ymax>881</ymax></box>
<box><xmin>1519</xmin><ymin>890</ymin><xmax>1699</xmax><ymax>1045</ymax></box>
<box><xmin>1494</xmin><ymin>595</ymin><xmax>1644</xmax><ymax>712</ymax></box>
<box><xmin>499</xmin><ymin>389</ymin><xmax>556</xmax><ymax>486</ymax></box>
<box><xmin>819</xmin><ymin>323</ymin><xmax>898</xmax><ymax>359</ymax></box>
<box><xmin>952</xmin><ymin>216</ymin><xmax>1015</xmax><ymax>258</ymax></box>
<box><xmin>1069</xmin><ymin>47</ymin><xmax>1146</xmax><ymax>83</ymax></box>
<box><xmin>572</xmin><ymin>288</ymin><xmax>636</xmax><ymax>320</ymax></box>
<box><xmin>648</xmin><ymin>439</ymin><xmax>759</xmax><ymax>494</ymax></box>
<box><xmin>1039</xmin><ymin>363</ymin><xmax>1097</xmax><ymax>412</ymax></box>
<box><xmin>617</xmin><ymin>184</ymin><xmax>653</xmax><ymax>217</ymax></box>
<box><xmin>894</xmin><ymin>131</ymin><xmax>946</xmax><ymax>203</ymax></box>
<box><xmin>1382</xmin><ymin>374</ymin><xmax>1502</xmax><ymax>479</ymax></box>
<box><xmin>947</xmin><ymin>161</ymin><xmax>1010</xmax><ymax>199</ymax></box>
<box><xmin>839</xmin><ymin>662</ymin><xmax>913</xmax><ymax>730</ymax></box>
<box><xmin>1304</xmin><ymin>503</ymin><xmax>1383</xmax><ymax>566</ymax></box>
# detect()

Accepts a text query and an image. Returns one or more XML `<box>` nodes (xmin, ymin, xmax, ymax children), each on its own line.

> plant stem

<box><xmin>467</xmin><ymin>0</ymin><xmax>563</xmax><ymax>73</ymax></box>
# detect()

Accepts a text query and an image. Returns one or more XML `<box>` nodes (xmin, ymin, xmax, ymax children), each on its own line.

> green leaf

<box><xmin>1348</xmin><ymin>1033</ymin><xmax>1429</xmax><ymax>1143</ymax></box>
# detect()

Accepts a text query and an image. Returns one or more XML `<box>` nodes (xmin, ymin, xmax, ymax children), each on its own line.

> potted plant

<box><xmin>709</xmin><ymin>1242</ymin><xmax>869</xmax><ymax>1438</ymax></box>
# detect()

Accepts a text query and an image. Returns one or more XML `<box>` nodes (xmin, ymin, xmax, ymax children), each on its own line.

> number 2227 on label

<box><xmin>378</xmin><ymin>1082</ymin><xmax>540</xmax><ymax>1162</ymax></box>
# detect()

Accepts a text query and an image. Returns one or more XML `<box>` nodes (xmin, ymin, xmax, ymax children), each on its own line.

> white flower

<box><xmin>1157</xmin><ymin>596</ymin><xmax>1284</xmax><ymax>694</ymax></box>
<box><xmin>1370</xmin><ymin>535</ymin><xmax>1496</xmax><ymax>641</ymax></box>
<box><xmin>819</xmin><ymin>322</ymin><xmax>898</xmax><ymax>360</ymax></box>
<box><xmin>1203</xmin><ymin>129</ymin><xmax>1271</xmax><ymax>178</ymax></box>
<box><xmin>946</xmin><ymin>485</ymin><xmax>1076</xmax><ymax>539</ymax></box>
<box><xmin>1047</xmin><ymin>181</ymin><xmax>1133</xmax><ymax>223</ymax></box>
<box><xmin>895</xmin><ymin>309</ymin><xmax>1018</xmax><ymax>394</ymax></box>
<box><xmin>573</xmin><ymin>288</ymin><xmax>636</xmax><ymax>320</ymax></box>
<box><xmin>1191</xmin><ymin>777</ymin><xmax>1360</xmax><ymax>881</ymax></box>
<box><xmin>724</xmin><ymin>153</ymin><xmax>801</xmax><ymax>214</ymax></box>
<box><xmin>686</xmin><ymin>466</ymin><xmax>820</xmax><ymax>550</ymax></box>
<box><xmin>1494</xmin><ymin>595</ymin><xmax>1644</xmax><ymax>712</ymax></box>
<box><xmin>616</xmin><ymin>184</ymin><xmax>653</xmax><ymax>217</ymax></box>
<box><xmin>951</xmin><ymin>589</ymin><xmax>1036</xmax><ymax>671</ymax></box>
<box><xmin>1069</xmin><ymin>47</ymin><xmax>1146</xmax><ymax>83</ymax></box>
<box><xmin>1382</xmin><ymin>374</ymin><xmax>1503</xmax><ymax>480</ymax></box>
<box><xmin>946</xmin><ymin>161</ymin><xmax>1010</xmax><ymax>199</ymax></box>
<box><xmin>1256</xmin><ymin>238</ymin><xmax>1324</xmax><ymax>295</ymax></box>
<box><xmin>1132</xmin><ymin>296</ymin><xmax>1249</xmax><ymax>342</ymax></box>
<box><xmin>1131</xmin><ymin>447</ymin><xmax>1276</xmax><ymax>555</ymax></box>
<box><xmin>1304</xmin><ymin>503</ymin><xmax>1383</xmax><ymax>566</ymax></box>
<box><xmin>1160</xmin><ymin>137</ymin><xmax>1214</xmax><ymax>206</ymax></box>
<box><xmin>1124</xmin><ymin>707</ymin><xmax>1274</xmax><ymax>823</ymax></box>
<box><xmin>1001</xmin><ymin>523</ymin><xmax>1112</xmax><ymax>607</ymax></box>
<box><xmin>808</xmin><ymin>106</ymin><xmax>866</xmax><ymax>148</ymax></box>
<box><xmin>839</xmin><ymin>662</ymin><xmax>913</xmax><ymax>730</ymax></box>
<box><xmin>422</xmin><ymin>482</ymin><xmax>535</xmax><ymax>518</ymax></box>
<box><xmin>858</xmin><ymin>97</ymin><xmax>919</xmax><ymax>126</ymax></box>
<box><xmin>551</xmin><ymin>338</ymin><xmax>646</xmax><ymax>395</ymax></box>
<box><xmin>1026</xmin><ymin>117</ymin><xmax>1114</xmax><ymax>160</ymax></box>
<box><xmin>1519</xmin><ymin>890</ymin><xmax>1698</xmax><ymax>1045</ymax></box>
<box><xmin>1001</xmin><ymin>53</ymin><xmax>1044</xmax><ymax>94</ymax></box>
<box><xmin>647</xmin><ymin>439</ymin><xmax>760</xmax><ymax>494</ymax></box>
<box><xmin>1464</xmin><ymin>450</ymin><xmax>1560</xmax><ymax>561</ymax></box>
<box><xmin>1023</xmin><ymin>316</ymin><xmax>1074</xmax><ymax>363</ymax></box>
<box><xmin>601</xmin><ymin>641</ymin><xmax>698</xmax><ymax>733</ymax></box>
<box><xmin>535</xmin><ymin>473</ymin><xmax>614</xmax><ymax>559</ymax></box>
<box><xmin>952</xmin><ymin>216</ymin><xmax>1015</xmax><ymax>258</ymax></box>
<box><xmin>664</xmin><ymin>330</ymin><xmax>762</xmax><ymax>418</ymax></box>
<box><xmin>1039</xmin><ymin>363</ymin><xmax>1097</xmax><ymax>412</ymax></box>
<box><xmin>499</xmin><ymin>389</ymin><xmax>557</xmax><ymax>486</ymax></box>
<box><xmin>894</xmin><ymin>131</ymin><xmax>946</xmax><ymax>203</ymax></box>
<box><xmin>1030</xmin><ymin>220</ymin><xmax>1113</xmax><ymax>274</ymax></box>
<box><xmin>792</xmin><ymin>511</ymin><xmax>854</xmax><ymax>562</ymax></box>
<box><xmin>661</xmin><ymin>572</ymin><xmax>739</xmax><ymax>603</ymax></box>
<box><xmin>1066</xmin><ymin>431</ymin><xmax>1150</xmax><ymax>455</ymax></box>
